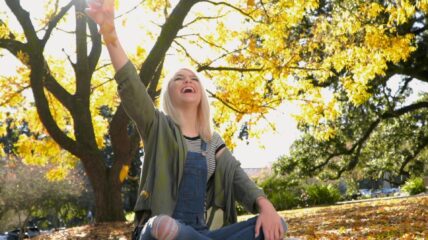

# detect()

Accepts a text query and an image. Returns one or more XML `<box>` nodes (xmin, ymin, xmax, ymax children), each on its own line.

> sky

<box><xmin>1</xmin><ymin>1</ymin><xmax>428</xmax><ymax>169</ymax></box>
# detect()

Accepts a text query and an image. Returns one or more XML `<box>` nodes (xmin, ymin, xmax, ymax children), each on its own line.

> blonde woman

<box><xmin>86</xmin><ymin>1</ymin><xmax>287</xmax><ymax>239</ymax></box>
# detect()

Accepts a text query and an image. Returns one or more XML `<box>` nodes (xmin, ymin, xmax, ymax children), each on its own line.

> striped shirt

<box><xmin>184</xmin><ymin>132</ymin><xmax>226</xmax><ymax>181</ymax></box>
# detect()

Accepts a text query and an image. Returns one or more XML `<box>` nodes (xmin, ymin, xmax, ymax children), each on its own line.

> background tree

<box><xmin>0</xmin><ymin>159</ymin><xmax>88</xmax><ymax>233</ymax></box>
<box><xmin>186</xmin><ymin>0</ymin><xmax>428</xmax><ymax>177</ymax></box>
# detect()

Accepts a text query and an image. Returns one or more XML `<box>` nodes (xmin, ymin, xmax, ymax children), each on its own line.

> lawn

<box><xmin>35</xmin><ymin>195</ymin><xmax>427</xmax><ymax>240</ymax></box>
<box><xmin>275</xmin><ymin>194</ymin><xmax>428</xmax><ymax>239</ymax></box>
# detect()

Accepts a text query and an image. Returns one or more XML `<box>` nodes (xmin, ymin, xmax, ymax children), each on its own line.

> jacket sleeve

<box><xmin>218</xmin><ymin>148</ymin><xmax>266</xmax><ymax>213</ymax></box>
<box><xmin>114</xmin><ymin>60</ymin><xmax>157</xmax><ymax>139</ymax></box>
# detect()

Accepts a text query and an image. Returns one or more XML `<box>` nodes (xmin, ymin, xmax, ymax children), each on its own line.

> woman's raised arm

<box><xmin>85</xmin><ymin>0</ymin><xmax>127</xmax><ymax>70</ymax></box>
<box><xmin>85</xmin><ymin>0</ymin><xmax>156</xmax><ymax>138</ymax></box>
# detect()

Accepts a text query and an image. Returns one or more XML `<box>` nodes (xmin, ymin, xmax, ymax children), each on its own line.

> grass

<box><xmin>35</xmin><ymin>194</ymin><xmax>427</xmax><ymax>240</ymax></box>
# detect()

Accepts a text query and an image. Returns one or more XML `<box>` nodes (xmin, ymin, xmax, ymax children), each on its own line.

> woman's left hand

<box><xmin>255</xmin><ymin>197</ymin><xmax>286</xmax><ymax>240</ymax></box>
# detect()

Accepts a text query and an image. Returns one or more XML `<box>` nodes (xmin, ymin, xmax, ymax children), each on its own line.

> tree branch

<box><xmin>30</xmin><ymin>60</ymin><xmax>80</xmax><ymax>157</ymax></box>
<box><xmin>0</xmin><ymin>84</ymin><xmax>30</xmax><ymax>107</ymax></box>
<box><xmin>398</xmin><ymin>135</ymin><xmax>428</xmax><ymax>176</ymax></box>
<box><xmin>5</xmin><ymin>0</ymin><xmax>41</xmax><ymax>49</ymax></box>
<box><xmin>138</xmin><ymin>0</ymin><xmax>202</xmax><ymax>84</ymax></box>
<box><xmin>87</xmin><ymin>19</ymin><xmax>102</xmax><ymax>74</ymax></box>
<box><xmin>183</xmin><ymin>14</ymin><xmax>228</xmax><ymax>28</ymax></box>
<box><xmin>197</xmin><ymin>66</ymin><xmax>263</xmax><ymax>72</ymax></box>
<box><xmin>173</xmin><ymin>40</ymin><xmax>203</xmax><ymax>66</ymax></box>
<box><xmin>382</xmin><ymin>101</ymin><xmax>428</xmax><ymax>119</ymax></box>
<box><xmin>44</xmin><ymin>72</ymin><xmax>74</xmax><ymax>111</ymax></box>
<box><xmin>0</xmin><ymin>38</ymin><xmax>28</xmax><ymax>58</ymax></box>
<box><xmin>206</xmin><ymin>89</ymin><xmax>246</xmax><ymax>114</ymax></box>
<box><xmin>41</xmin><ymin>0</ymin><xmax>74</xmax><ymax>48</ymax></box>
<box><xmin>310</xmin><ymin>101</ymin><xmax>428</xmax><ymax>174</ymax></box>
<box><xmin>74</xmin><ymin>0</ymin><xmax>91</xmax><ymax>99</ymax></box>
<box><xmin>200</xmin><ymin>0</ymin><xmax>256</xmax><ymax>22</ymax></box>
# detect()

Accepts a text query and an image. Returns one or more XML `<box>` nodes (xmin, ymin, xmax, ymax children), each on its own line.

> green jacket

<box><xmin>115</xmin><ymin>61</ymin><xmax>265</xmax><ymax>229</ymax></box>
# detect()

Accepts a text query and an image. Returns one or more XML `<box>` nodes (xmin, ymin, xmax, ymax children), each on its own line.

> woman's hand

<box><xmin>255</xmin><ymin>197</ymin><xmax>287</xmax><ymax>240</ymax></box>
<box><xmin>85</xmin><ymin>0</ymin><xmax>117</xmax><ymax>45</ymax></box>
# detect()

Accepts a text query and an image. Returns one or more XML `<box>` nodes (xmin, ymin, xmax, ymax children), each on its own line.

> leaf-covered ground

<box><xmin>279</xmin><ymin>194</ymin><xmax>428</xmax><ymax>239</ymax></box>
<box><xmin>35</xmin><ymin>195</ymin><xmax>427</xmax><ymax>240</ymax></box>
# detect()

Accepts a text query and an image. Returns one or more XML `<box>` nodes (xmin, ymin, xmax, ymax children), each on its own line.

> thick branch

<box><xmin>74</xmin><ymin>0</ymin><xmax>91</xmax><ymax>99</ymax></box>
<box><xmin>0</xmin><ymin>38</ymin><xmax>27</xmax><ymax>57</ymax></box>
<box><xmin>44</xmin><ymin>72</ymin><xmax>74</xmax><ymax>111</ymax></box>
<box><xmin>41</xmin><ymin>1</ymin><xmax>74</xmax><ymax>48</ymax></box>
<box><xmin>398</xmin><ymin>136</ymin><xmax>428</xmax><ymax>176</ymax></box>
<box><xmin>311</xmin><ymin>101</ymin><xmax>428</xmax><ymax>173</ymax></box>
<box><xmin>87</xmin><ymin>19</ymin><xmax>102</xmax><ymax>74</ymax></box>
<box><xmin>30</xmin><ymin>59</ymin><xmax>80</xmax><ymax>157</ymax></box>
<box><xmin>382</xmin><ymin>101</ymin><xmax>428</xmax><ymax>119</ymax></box>
<box><xmin>147</xmin><ymin>57</ymin><xmax>165</xmax><ymax>100</ymax></box>
<box><xmin>5</xmin><ymin>0</ymin><xmax>41</xmax><ymax>50</ymax></box>
<box><xmin>139</xmin><ymin>0</ymin><xmax>202</xmax><ymax>84</ymax></box>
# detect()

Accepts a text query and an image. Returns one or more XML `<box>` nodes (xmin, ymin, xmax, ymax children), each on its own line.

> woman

<box><xmin>85</xmin><ymin>1</ymin><xmax>287</xmax><ymax>239</ymax></box>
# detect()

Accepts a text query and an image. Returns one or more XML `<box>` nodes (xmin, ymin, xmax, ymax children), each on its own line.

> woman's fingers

<box><xmin>255</xmin><ymin>217</ymin><xmax>262</xmax><ymax>237</ymax></box>
<box><xmin>279</xmin><ymin>221</ymin><xmax>285</xmax><ymax>238</ymax></box>
<box><xmin>275</xmin><ymin>224</ymin><xmax>281</xmax><ymax>240</ymax></box>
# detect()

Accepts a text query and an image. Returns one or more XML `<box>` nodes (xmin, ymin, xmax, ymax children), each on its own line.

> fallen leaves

<box><xmin>35</xmin><ymin>195</ymin><xmax>427</xmax><ymax>239</ymax></box>
<box><xmin>279</xmin><ymin>195</ymin><xmax>428</xmax><ymax>239</ymax></box>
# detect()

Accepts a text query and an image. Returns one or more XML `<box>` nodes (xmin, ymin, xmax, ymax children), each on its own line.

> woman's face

<box><xmin>168</xmin><ymin>68</ymin><xmax>202</xmax><ymax>108</ymax></box>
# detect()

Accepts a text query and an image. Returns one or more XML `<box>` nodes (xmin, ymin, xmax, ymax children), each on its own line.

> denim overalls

<box><xmin>139</xmin><ymin>140</ymin><xmax>275</xmax><ymax>240</ymax></box>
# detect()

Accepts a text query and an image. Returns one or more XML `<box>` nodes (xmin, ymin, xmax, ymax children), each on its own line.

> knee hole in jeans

<box><xmin>151</xmin><ymin>215</ymin><xmax>179</xmax><ymax>240</ymax></box>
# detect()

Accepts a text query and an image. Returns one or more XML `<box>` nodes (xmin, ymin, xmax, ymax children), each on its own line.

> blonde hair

<box><xmin>160</xmin><ymin>67</ymin><xmax>213</xmax><ymax>142</ymax></box>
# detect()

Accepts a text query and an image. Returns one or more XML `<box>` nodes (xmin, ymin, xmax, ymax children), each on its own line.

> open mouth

<box><xmin>181</xmin><ymin>86</ymin><xmax>195</xmax><ymax>94</ymax></box>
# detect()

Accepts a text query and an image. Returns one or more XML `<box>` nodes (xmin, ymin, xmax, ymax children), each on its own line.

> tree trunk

<box><xmin>93</xmin><ymin>171</ymin><xmax>125</xmax><ymax>222</ymax></box>
<box><xmin>81</xmin><ymin>152</ymin><xmax>126</xmax><ymax>222</ymax></box>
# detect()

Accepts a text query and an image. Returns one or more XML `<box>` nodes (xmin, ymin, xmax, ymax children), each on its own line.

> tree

<box><xmin>273</xmin><ymin>89</ymin><xmax>428</xmax><ymax>182</ymax></box>
<box><xmin>0</xmin><ymin>159</ymin><xmax>88</xmax><ymax>234</ymax></box>
<box><xmin>1</xmin><ymin>0</ymin><xmax>428</xmax><ymax>222</ymax></box>
<box><xmin>0</xmin><ymin>0</ymin><xmax>218</xmax><ymax>222</ymax></box>
<box><xmin>184</xmin><ymin>0</ymin><xmax>428</xmax><ymax>177</ymax></box>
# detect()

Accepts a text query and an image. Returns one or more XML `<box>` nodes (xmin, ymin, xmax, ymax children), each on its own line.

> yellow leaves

<box><xmin>0</xmin><ymin>144</ymin><xmax>5</xmax><ymax>157</ymax></box>
<box><xmin>0</xmin><ymin>22</ymin><xmax>10</xmax><ymax>39</ymax></box>
<box><xmin>119</xmin><ymin>164</ymin><xmax>129</xmax><ymax>183</ymax></box>
<box><xmin>16</xmin><ymin>50</ymin><xmax>30</xmax><ymax>66</ymax></box>
<box><xmin>367</xmin><ymin>2</ymin><xmax>384</xmax><ymax>18</ymax></box>
<box><xmin>277</xmin><ymin>196</ymin><xmax>428</xmax><ymax>238</ymax></box>
<box><xmin>314</xmin><ymin>126</ymin><xmax>337</xmax><ymax>141</ymax></box>
<box><xmin>112</xmin><ymin>0</ymin><xmax>120</xmax><ymax>10</ymax></box>
<box><xmin>417</xmin><ymin>0</ymin><xmax>428</xmax><ymax>13</ymax></box>
<box><xmin>386</xmin><ymin>34</ymin><xmax>416</xmax><ymax>64</ymax></box>
<box><xmin>129</xmin><ymin>46</ymin><xmax>147</xmax><ymax>67</ymax></box>
<box><xmin>92</xmin><ymin>115</ymin><xmax>107</xmax><ymax>148</ymax></box>
<box><xmin>146</xmin><ymin>0</ymin><xmax>170</xmax><ymax>12</ymax></box>
<box><xmin>15</xmin><ymin>134</ymin><xmax>77</xmax><ymax>180</ymax></box>
<box><xmin>387</xmin><ymin>0</ymin><xmax>416</xmax><ymax>26</ymax></box>
<box><xmin>0</xmin><ymin>67</ymin><xmax>30</xmax><ymax>108</ymax></box>
<box><xmin>341</xmin><ymin>75</ymin><xmax>372</xmax><ymax>106</ymax></box>
<box><xmin>45</xmin><ymin>167</ymin><xmax>69</xmax><ymax>181</ymax></box>
<box><xmin>247</xmin><ymin>0</ymin><xmax>255</xmax><ymax>8</ymax></box>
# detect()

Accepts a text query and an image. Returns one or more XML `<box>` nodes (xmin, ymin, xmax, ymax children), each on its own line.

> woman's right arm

<box><xmin>86</xmin><ymin>0</ymin><xmax>156</xmax><ymax>136</ymax></box>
